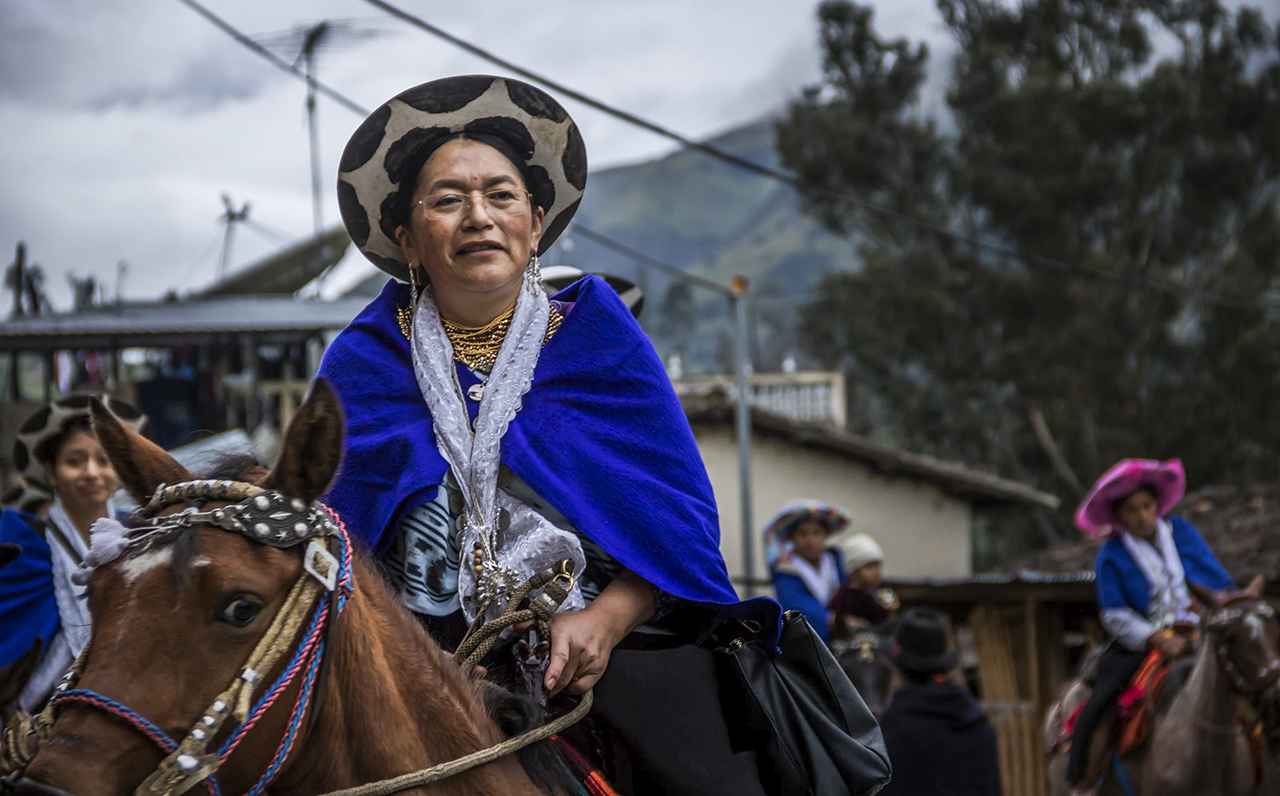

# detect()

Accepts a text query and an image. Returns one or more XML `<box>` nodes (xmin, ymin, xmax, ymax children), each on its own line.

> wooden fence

<box><xmin>985</xmin><ymin>700</ymin><xmax>1047</xmax><ymax>796</ymax></box>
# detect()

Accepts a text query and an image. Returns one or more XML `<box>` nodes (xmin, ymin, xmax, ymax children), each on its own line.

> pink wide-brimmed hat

<box><xmin>1074</xmin><ymin>458</ymin><xmax>1186</xmax><ymax>537</ymax></box>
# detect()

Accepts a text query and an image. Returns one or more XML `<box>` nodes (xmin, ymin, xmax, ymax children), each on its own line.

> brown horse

<box><xmin>1045</xmin><ymin>579</ymin><xmax>1280</xmax><ymax>796</ymax></box>
<box><xmin>8</xmin><ymin>382</ymin><xmax>576</xmax><ymax>795</ymax></box>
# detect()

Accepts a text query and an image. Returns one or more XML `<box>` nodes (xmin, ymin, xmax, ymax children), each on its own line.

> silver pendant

<box><xmin>467</xmin><ymin>383</ymin><xmax>485</xmax><ymax>402</ymax></box>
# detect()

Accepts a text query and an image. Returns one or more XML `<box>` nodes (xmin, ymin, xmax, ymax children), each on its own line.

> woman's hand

<box><xmin>1147</xmin><ymin>630</ymin><xmax>1187</xmax><ymax>658</ymax></box>
<box><xmin>544</xmin><ymin>569</ymin><xmax>655</xmax><ymax>697</ymax></box>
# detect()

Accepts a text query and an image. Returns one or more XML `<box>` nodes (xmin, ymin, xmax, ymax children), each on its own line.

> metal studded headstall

<box><xmin>1206</xmin><ymin>598</ymin><xmax>1276</xmax><ymax>632</ymax></box>
<box><xmin>131</xmin><ymin>479</ymin><xmax>339</xmax><ymax>550</ymax></box>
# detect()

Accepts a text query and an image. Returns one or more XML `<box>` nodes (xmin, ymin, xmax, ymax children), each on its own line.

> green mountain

<box><xmin>544</xmin><ymin>117</ymin><xmax>862</xmax><ymax>372</ymax></box>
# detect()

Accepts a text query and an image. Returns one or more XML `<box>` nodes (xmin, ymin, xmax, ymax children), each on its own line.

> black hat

<box><xmin>337</xmin><ymin>75</ymin><xmax>587</xmax><ymax>282</ymax></box>
<box><xmin>892</xmin><ymin>608</ymin><xmax>957</xmax><ymax>674</ymax></box>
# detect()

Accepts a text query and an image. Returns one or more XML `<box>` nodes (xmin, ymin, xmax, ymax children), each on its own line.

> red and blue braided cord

<box><xmin>48</xmin><ymin>690</ymin><xmax>221</xmax><ymax>796</ymax></box>
<box><xmin>244</xmin><ymin>638</ymin><xmax>326</xmax><ymax>795</ymax></box>
<box><xmin>215</xmin><ymin>515</ymin><xmax>354</xmax><ymax>784</ymax></box>
<box><xmin>215</xmin><ymin>601</ymin><xmax>329</xmax><ymax>764</ymax></box>
<box><xmin>44</xmin><ymin>513</ymin><xmax>355</xmax><ymax>795</ymax></box>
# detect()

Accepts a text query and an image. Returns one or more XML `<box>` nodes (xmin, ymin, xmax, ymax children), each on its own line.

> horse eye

<box><xmin>218</xmin><ymin>596</ymin><xmax>264</xmax><ymax>627</ymax></box>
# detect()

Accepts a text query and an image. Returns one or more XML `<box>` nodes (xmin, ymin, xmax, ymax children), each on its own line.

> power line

<box><xmin>568</xmin><ymin>225</ymin><xmax>732</xmax><ymax>295</ymax></box>
<box><xmin>177</xmin><ymin>0</ymin><xmax>1278</xmax><ymax>311</ymax></box>
<box><xmin>172</xmin><ymin>0</ymin><xmax>732</xmax><ymax>296</ymax></box>
<box><xmin>358</xmin><ymin>0</ymin><xmax>798</xmax><ymax>186</ymax></box>
<box><xmin>173</xmin><ymin>0</ymin><xmax>368</xmax><ymax>115</ymax></box>
<box><xmin>361</xmin><ymin>0</ymin><xmax>1278</xmax><ymax>311</ymax></box>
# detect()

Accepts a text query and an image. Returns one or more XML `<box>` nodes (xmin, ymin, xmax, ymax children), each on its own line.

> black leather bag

<box><xmin>718</xmin><ymin>611</ymin><xmax>892</xmax><ymax>796</ymax></box>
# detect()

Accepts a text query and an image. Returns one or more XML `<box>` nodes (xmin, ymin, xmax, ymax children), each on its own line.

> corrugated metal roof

<box><xmin>685</xmin><ymin>396</ymin><xmax>1061</xmax><ymax>510</ymax></box>
<box><xmin>199</xmin><ymin>226</ymin><xmax>351</xmax><ymax>297</ymax></box>
<box><xmin>0</xmin><ymin>295</ymin><xmax>368</xmax><ymax>350</ymax></box>
<box><xmin>890</xmin><ymin>570</ymin><xmax>1095</xmax><ymax>588</ymax></box>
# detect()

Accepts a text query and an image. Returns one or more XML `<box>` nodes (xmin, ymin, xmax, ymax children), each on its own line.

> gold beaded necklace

<box><xmin>400</xmin><ymin>301</ymin><xmax>563</xmax><ymax>372</ymax></box>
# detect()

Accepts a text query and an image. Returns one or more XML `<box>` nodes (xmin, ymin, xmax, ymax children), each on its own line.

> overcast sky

<box><xmin>0</xmin><ymin>0</ymin><xmax>969</xmax><ymax>307</ymax></box>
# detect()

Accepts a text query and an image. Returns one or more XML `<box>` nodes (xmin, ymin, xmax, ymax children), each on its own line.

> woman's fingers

<box><xmin>567</xmin><ymin>651</ymin><xmax>609</xmax><ymax>695</ymax></box>
<box><xmin>546</xmin><ymin>631</ymin><xmax>579</xmax><ymax>697</ymax></box>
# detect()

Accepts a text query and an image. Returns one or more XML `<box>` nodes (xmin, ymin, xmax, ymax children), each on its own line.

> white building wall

<box><xmin>692</xmin><ymin>425</ymin><xmax>973</xmax><ymax>594</ymax></box>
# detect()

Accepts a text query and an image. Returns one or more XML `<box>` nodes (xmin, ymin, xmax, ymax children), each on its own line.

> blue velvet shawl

<box><xmin>0</xmin><ymin>509</ymin><xmax>59</xmax><ymax>670</ymax></box>
<box><xmin>317</xmin><ymin>276</ymin><xmax>781</xmax><ymax>645</ymax></box>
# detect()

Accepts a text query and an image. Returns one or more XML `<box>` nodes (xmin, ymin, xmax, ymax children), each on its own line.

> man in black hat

<box><xmin>879</xmin><ymin>608</ymin><xmax>1001</xmax><ymax>796</ymax></box>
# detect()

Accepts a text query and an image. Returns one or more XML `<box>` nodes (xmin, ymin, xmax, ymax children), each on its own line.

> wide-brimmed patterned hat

<box><xmin>763</xmin><ymin>500</ymin><xmax>852</xmax><ymax>567</ymax></box>
<box><xmin>541</xmin><ymin>265</ymin><xmax>644</xmax><ymax>318</ymax></box>
<box><xmin>337</xmin><ymin>75</ymin><xmax>588</xmax><ymax>282</ymax></box>
<box><xmin>10</xmin><ymin>394</ymin><xmax>147</xmax><ymax>496</ymax></box>
<box><xmin>1</xmin><ymin>476</ymin><xmax>52</xmax><ymax>515</ymax></box>
<box><xmin>1074</xmin><ymin>458</ymin><xmax>1186</xmax><ymax>537</ymax></box>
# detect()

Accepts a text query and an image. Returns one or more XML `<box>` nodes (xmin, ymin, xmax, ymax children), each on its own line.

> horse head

<box><xmin>12</xmin><ymin>381</ymin><xmax>345</xmax><ymax>796</ymax></box>
<box><xmin>832</xmin><ymin>628</ymin><xmax>894</xmax><ymax>716</ymax></box>
<box><xmin>1191</xmin><ymin>575</ymin><xmax>1280</xmax><ymax>697</ymax></box>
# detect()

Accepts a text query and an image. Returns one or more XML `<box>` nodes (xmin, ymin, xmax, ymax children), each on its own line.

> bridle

<box><xmin>1204</xmin><ymin>596</ymin><xmax>1280</xmax><ymax>696</ymax></box>
<box><xmin>6</xmin><ymin>479</ymin><xmax>355</xmax><ymax>796</ymax></box>
<box><xmin>4</xmin><ymin>478</ymin><xmax>593</xmax><ymax>796</ymax></box>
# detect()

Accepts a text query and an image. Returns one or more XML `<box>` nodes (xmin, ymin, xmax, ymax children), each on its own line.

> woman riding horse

<box><xmin>1066</xmin><ymin>458</ymin><xmax>1234</xmax><ymax>794</ymax></box>
<box><xmin>319</xmin><ymin>75</ymin><xmax>787</xmax><ymax>795</ymax></box>
<box><xmin>0</xmin><ymin>395</ymin><xmax>145</xmax><ymax>715</ymax></box>
<box><xmin>765</xmin><ymin>500</ymin><xmax>850</xmax><ymax>643</ymax></box>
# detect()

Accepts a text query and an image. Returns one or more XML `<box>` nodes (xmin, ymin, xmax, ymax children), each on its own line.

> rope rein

<box><xmin>315</xmin><ymin>692</ymin><xmax>594</xmax><ymax>796</ymax></box>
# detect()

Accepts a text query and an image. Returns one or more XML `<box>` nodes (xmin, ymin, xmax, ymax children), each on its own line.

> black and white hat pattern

<box><xmin>10</xmin><ymin>394</ymin><xmax>147</xmax><ymax>498</ymax></box>
<box><xmin>540</xmin><ymin>265</ymin><xmax>645</xmax><ymax>318</ymax></box>
<box><xmin>337</xmin><ymin>75</ymin><xmax>588</xmax><ymax>281</ymax></box>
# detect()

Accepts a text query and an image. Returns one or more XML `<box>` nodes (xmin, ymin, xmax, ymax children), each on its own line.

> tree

<box><xmin>777</xmin><ymin>0</ymin><xmax>1280</xmax><ymax>549</ymax></box>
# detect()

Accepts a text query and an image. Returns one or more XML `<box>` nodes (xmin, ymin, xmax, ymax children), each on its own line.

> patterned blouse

<box><xmin>383</xmin><ymin>472</ymin><xmax>623</xmax><ymax>617</ymax></box>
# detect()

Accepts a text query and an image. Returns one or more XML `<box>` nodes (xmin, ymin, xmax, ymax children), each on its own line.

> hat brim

<box><xmin>763</xmin><ymin>502</ymin><xmax>852</xmax><ymax>541</ymax></box>
<box><xmin>2</xmin><ymin>477</ymin><xmax>52</xmax><ymax>514</ymax></box>
<box><xmin>544</xmin><ymin>270</ymin><xmax>644</xmax><ymax>318</ymax></box>
<box><xmin>893</xmin><ymin>645</ymin><xmax>957</xmax><ymax>674</ymax></box>
<box><xmin>13</xmin><ymin>394</ymin><xmax>147</xmax><ymax>490</ymax></box>
<box><xmin>337</xmin><ymin>75</ymin><xmax>587</xmax><ymax>281</ymax></box>
<box><xmin>1074</xmin><ymin>458</ymin><xmax>1186</xmax><ymax>537</ymax></box>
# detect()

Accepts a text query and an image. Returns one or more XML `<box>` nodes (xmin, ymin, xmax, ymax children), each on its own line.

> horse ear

<box><xmin>1189</xmin><ymin>580</ymin><xmax>1223</xmax><ymax>611</ymax></box>
<box><xmin>91</xmin><ymin>398</ymin><xmax>193</xmax><ymax>504</ymax></box>
<box><xmin>1246</xmin><ymin>574</ymin><xmax>1265</xmax><ymax>599</ymax></box>
<box><xmin>261</xmin><ymin>379</ymin><xmax>345</xmax><ymax>505</ymax></box>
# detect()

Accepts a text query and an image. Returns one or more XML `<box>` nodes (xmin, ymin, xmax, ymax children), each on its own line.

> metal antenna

<box><xmin>217</xmin><ymin>193</ymin><xmax>251</xmax><ymax>278</ymax></box>
<box><xmin>299</xmin><ymin>21</ymin><xmax>329</xmax><ymax>238</ymax></box>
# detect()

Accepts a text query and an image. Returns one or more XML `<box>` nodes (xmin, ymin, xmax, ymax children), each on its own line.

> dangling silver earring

<box><xmin>397</xmin><ymin>265</ymin><xmax>421</xmax><ymax>339</ymax></box>
<box><xmin>526</xmin><ymin>252</ymin><xmax>542</xmax><ymax>286</ymax></box>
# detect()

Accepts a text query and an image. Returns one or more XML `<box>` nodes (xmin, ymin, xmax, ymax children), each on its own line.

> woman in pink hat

<box><xmin>1065</xmin><ymin>458</ymin><xmax>1233</xmax><ymax>794</ymax></box>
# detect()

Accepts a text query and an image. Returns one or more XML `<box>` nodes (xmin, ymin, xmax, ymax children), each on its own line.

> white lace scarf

<box><xmin>410</xmin><ymin>270</ymin><xmax>585</xmax><ymax>622</ymax></box>
<box><xmin>1120</xmin><ymin>518</ymin><xmax>1193</xmax><ymax>628</ymax></box>
<box><xmin>19</xmin><ymin>498</ymin><xmax>96</xmax><ymax>710</ymax></box>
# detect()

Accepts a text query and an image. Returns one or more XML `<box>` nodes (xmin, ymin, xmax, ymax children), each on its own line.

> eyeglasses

<box><xmin>414</xmin><ymin>189</ymin><xmax>533</xmax><ymax>221</ymax></box>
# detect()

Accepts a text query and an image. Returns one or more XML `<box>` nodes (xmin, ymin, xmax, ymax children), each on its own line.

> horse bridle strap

<box><xmin>135</xmin><ymin>566</ymin><xmax>331</xmax><ymax>796</ymax></box>
<box><xmin>1207</xmin><ymin>598</ymin><xmax>1280</xmax><ymax>694</ymax></box>
<box><xmin>18</xmin><ymin>480</ymin><xmax>353</xmax><ymax>796</ymax></box>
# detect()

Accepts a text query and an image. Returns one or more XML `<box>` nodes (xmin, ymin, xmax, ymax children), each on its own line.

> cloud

<box><xmin>0</xmin><ymin>0</ymin><xmax>959</xmax><ymax>308</ymax></box>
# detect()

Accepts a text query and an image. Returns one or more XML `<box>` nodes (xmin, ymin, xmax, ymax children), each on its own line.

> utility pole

<box><xmin>301</xmin><ymin>22</ymin><xmax>329</xmax><ymax>239</ymax></box>
<box><xmin>730</xmin><ymin>274</ymin><xmax>756</xmax><ymax>596</ymax></box>
<box><xmin>116</xmin><ymin>260</ymin><xmax>128</xmax><ymax>304</ymax></box>
<box><xmin>8</xmin><ymin>242</ymin><xmax>23</xmax><ymax>401</ymax></box>
<box><xmin>10</xmin><ymin>242</ymin><xmax>24</xmax><ymax>318</ymax></box>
